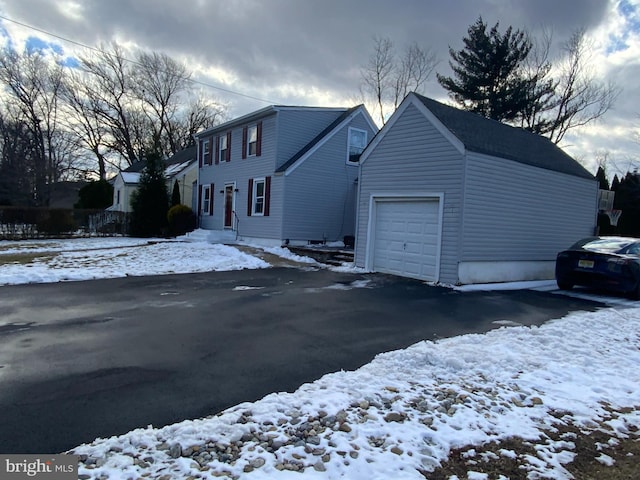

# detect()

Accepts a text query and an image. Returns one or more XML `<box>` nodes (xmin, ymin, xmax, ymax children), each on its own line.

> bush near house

<box><xmin>167</xmin><ymin>204</ymin><xmax>196</xmax><ymax>236</ymax></box>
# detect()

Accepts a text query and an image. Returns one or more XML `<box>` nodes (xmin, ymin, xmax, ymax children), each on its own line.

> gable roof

<box><xmin>275</xmin><ymin>105</ymin><xmax>372</xmax><ymax>174</ymax></box>
<box><xmin>411</xmin><ymin>93</ymin><xmax>593</xmax><ymax>180</ymax></box>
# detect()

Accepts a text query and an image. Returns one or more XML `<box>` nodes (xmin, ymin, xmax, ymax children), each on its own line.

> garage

<box><xmin>371</xmin><ymin>198</ymin><xmax>442</xmax><ymax>281</ymax></box>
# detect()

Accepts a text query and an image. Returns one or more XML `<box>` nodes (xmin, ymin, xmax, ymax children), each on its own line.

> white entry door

<box><xmin>372</xmin><ymin>199</ymin><xmax>440</xmax><ymax>281</ymax></box>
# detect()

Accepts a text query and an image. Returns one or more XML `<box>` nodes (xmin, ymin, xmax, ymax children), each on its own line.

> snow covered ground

<box><xmin>1</xmin><ymin>237</ymin><xmax>639</xmax><ymax>479</ymax></box>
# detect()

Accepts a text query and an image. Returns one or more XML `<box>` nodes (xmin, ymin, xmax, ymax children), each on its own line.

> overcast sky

<box><xmin>0</xmin><ymin>0</ymin><xmax>638</xmax><ymax>176</ymax></box>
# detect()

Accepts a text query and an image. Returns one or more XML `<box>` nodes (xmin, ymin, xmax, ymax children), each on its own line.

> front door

<box><xmin>224</xmin><ymin>184</ymin><xmax>234</xmax><ymax>228</ymax></box>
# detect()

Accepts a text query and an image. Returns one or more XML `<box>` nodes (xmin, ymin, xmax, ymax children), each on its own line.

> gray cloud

<box><xmin>0</xmin><ymin>0</ymin><xmax>636</xmax><ymax>170</ymax></box>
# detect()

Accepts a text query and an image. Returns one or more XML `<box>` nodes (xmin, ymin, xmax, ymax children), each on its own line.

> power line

<box><xmin>0</xmin><ymin>14</ymin><xmax>277</xmax><ymax>105</ymax></box>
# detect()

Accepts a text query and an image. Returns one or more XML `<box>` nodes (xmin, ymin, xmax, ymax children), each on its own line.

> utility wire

<box><xmin>0</xmin><ymin>14</ymin><xmax>277</xmax><ymax>105</ymax></box>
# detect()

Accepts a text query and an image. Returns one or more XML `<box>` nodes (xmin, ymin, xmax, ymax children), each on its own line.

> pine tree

<box><xmin>437</xmin><ymin>17</ymin><xmax>535</xmax><ymax>123</ymax></box>
<box><xmin>171</xmin><ymin>180</ymin><xmax>181</xmax><ymax>206</ymax></box>
<box><xmin>129</xmin><ymin>144</ymin><xmax>169</xmax><ymax>237</ymax></box>
<box><xmin>595</xmin><ymin>166</ymin><xmax>609</xmax><ymax>190</ymax></box>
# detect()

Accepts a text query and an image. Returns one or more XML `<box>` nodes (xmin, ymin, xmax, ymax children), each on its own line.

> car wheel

<box><xmin>557</xmin><ymin>279</ymin><xmax>573</xmax><ymax>290</ymax></box>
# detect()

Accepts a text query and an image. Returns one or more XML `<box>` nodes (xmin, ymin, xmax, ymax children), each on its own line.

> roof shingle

<box><xmin>414</xmin><ymin>93</ymin><xmax>594</xmax><ymax>180</ymax></box>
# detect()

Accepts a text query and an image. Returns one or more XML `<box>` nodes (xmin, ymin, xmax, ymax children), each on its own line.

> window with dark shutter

<box><xmin>215</xmin><ymin>136</ymin><xmax>220</xmax><ymax>165</ymax></box>
<box><xmin>226</xmin><ymin>131</ymin><xmax>231</xmax><ymax>162</ymax></box>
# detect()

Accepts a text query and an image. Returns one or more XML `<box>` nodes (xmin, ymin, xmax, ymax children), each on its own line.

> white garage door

<box><xmin>372</xmin><ymin>199</ymin><xmax>440</xmax><ymax>281</ymax></box>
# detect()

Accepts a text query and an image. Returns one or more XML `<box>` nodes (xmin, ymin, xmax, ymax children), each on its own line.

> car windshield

<box><xmin>573</xmin><ymin>238</ymin><xmax>635</xmax><ymax>253</ymax></box>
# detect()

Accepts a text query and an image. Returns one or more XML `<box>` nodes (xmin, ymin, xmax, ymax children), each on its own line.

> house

<box><xmin>195</xmin><ymin>104</ymin><xmax>377</xmax><ymax>245</ymax></box>
<box><xmin>355</xmin><ymin>93</ymin><xmax>598</xmax><ymax>285</ymax></box>
<box><xmin>109</xmin><ymin>146</ymin><xmax>198</xmax><ymax>213</ymax></box>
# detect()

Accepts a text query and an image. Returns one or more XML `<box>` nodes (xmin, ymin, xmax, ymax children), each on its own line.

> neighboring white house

<box><xmin>355</xmin><ymin>93</ymin><xmax>598</xmax><ymax>285</ymax></box>
<box><xmin>195</xmin><ymin>105</ymin><xmax>377</xmax><ymax>245</ymax></box>
<box><xmin>109</xmin><ymin>146</ymin><xmax>198</xmax><ymax>213</ymax></box>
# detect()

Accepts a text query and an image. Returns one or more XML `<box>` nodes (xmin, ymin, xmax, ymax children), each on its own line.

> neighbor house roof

<box><xmin>275</xmin><ymin>105</ymin><xmax>365</xmax><ymax>174</ymax></box>
<box><xmin>121</xmin><ymin>146</ymin><xmax>197</xmax><ymax>180</ymax></box>
<box><xmin>413</xmin><ymin>93</ymin><xmax>594</xmax><ymax>180</ymax></box>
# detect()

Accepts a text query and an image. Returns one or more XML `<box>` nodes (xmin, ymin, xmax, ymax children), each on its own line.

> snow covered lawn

<box><xmin>1</xmin><ymin>237</ymin><xmax>639</xmax><ymax>478</ymax></box>
<box><xmin>0</xmin><ymin>237</ymin><xmax>271</xmax><ymax>285</ymax></box>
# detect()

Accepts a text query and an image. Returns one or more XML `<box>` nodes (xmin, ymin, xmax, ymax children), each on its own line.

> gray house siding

<box><xmin>281</xmin><ymin>112</ymin><xmax>374</xmax><ymax>243</ymax></box>
<box><xmin>461</xmin><ymin>153</ymin><xmax>598</xmax><ymax>261</ymax></box>
<box><xmin>355</xmin><ymin>103</ymin><xmax>464</xmax><ymax>284</ymax></box>
<box><xmin>199</xmin><ymin>114</ymin><xmax>283</xmax><ymax>239</ymax></box>
<box><xmin>275</xmin><ymin>109</ymin><xmax>346</xmax><ymax>170</ymax></box>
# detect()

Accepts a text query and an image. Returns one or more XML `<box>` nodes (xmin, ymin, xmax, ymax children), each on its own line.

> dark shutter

<box><xmin>247</xmin><ymin>178</ymin><xmax>253</xmax><ymax>216</ymax></box>
<box><xmin>209</xmin><ymin>183</ymin><xmax>215</xmax><ymax>215</ymax></box>
<box><xmin>226</xmin><ymin>131</ymin><xmax>232</xmax><ymax>162</ymax></box>
<box><xmin>256</xmin><ymin>121</ymin><xmax>262</xmax><ymax>157</ymax></box>
<box><xmin>198</xmin><ymin>184</ymin><xmax>203</xmax><ymax>213</ymax></box>
<box><xmin>215</xmin><ymin>136</ymin><xmax>220</xmax><ymax>165</ymax></box>
<box><xmin>198</xmin><ymin>140</ymin><xmax>203</xmax><ymax>168</ymax></box>
<box><xmin>264</xmin><ymin>176</ymin><xmax>271</xmax><ymax>216</ymax></box>
<box><xmin>242</xmin><ymin>126</ymin><xmax>248</xmax><ymax>159</ymax></box>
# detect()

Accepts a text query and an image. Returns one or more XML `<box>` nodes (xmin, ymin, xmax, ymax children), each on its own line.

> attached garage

<box><xmin>355</xmin><ymin>93</ymin><xmax>598</xmax><ymax>285</ymax></box>
<box><xmin>369</xmin><ymin>196</ymin><xmax>443</xmax><ymax>282</ymax></box>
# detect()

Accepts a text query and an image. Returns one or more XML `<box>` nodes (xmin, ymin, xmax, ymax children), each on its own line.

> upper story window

<box><xmin>247</xmin><ymin>126</ymin><xmax>258</xmax><ymax>156</ymax></box>
<box><xmin>203</xmin><ymin>139</ymin><xmax>211</xmax><ymax>164</ymax></box>
<box><xmin>347</xmin><ymin>127</ymin><xmax>367</xmax><ymax>164</ymax></box>
<box><xmin>242</xmin><ymin>121</ymin><xmax>262</xmax><ymax>159</ymax></box>
<box><xmin>219</xmin><ymin>134</ymin><xmax>228</xmax><ymax>163</ymax></box>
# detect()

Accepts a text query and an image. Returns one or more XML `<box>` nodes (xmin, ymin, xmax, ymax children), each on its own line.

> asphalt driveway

<box><xmin>0</xmin><ymin>267</ymin><xmax>603</xmax><ymax>454</ymax></box>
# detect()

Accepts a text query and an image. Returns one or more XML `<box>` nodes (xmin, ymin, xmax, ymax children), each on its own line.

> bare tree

<box><xmin>545</xmin><ymin>29</ymin><xmax>620</xmax><ymax>144</ymax></box>
<box><xmin>60</xmin><ymin>70</ymin><xmax>112</xmax><ymax>179</ymax></box>
<box><xmin>78</xmin><ymin>42</ymin><xmax>143</xmax><ymax>167</ymax></box>
<box><xmin>132</xmin><ymin>51</ymin><xmax>189</xmax><ymax>156</ymax></box>
<box><xmin>360</xmin><ymin>36</ymin><xmax>438</xmax><ymax>125</ymax></box>
<box><xmin>0</xmin><ymin>48</ymin><xmax>67</xmax><ymax>205</ymax></box>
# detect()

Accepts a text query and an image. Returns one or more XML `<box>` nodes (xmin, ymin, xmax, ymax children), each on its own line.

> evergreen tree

<box><xmin>171</xmin><ymin>180</ymin><xmax>181</xmax><ymax>206</ymax></box>
<box><xmin>75</xmin><ymin>180</ymin><xmax>114</xmax><ymax>209</ymax></box>
<box><xmin>611</xmin><ymin>174</ymin><xmax>620</xmax><ymax>191</ymax></box>
<box><xmin>595</xmin><ymin>166</ymin><xmax>609</xmax><ymax>190</ymax></box>
<box><xmin>129</xmin><ymin>144</ymin><xmax>169</xmax><ymax>237</ymax></box>
<box><xmin>437</xmin><ymin>17</ymin><xmax>535</xmax><ymax>123</ymax></box>
<box><xmin>613</xmin><ymin>172</ymin><xmax>640</xmax><ymax>236</ymax></box>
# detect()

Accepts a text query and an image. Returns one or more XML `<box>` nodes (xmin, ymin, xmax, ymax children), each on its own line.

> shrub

<box><xmin>167</xmin><ymin>204</ymin><xmax>196</xmax><ymax>236</ymax></box>
<box><xmin>36</xmin><ymin>209</ymin><xmax>77</xmax><ymax>235</ymax></box>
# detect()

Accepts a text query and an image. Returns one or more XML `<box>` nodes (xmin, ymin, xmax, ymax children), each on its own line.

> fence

<box><xmin>0</xmin><ymin>207</ymin><xmax>129</xmax><ymax>240</ymax></box>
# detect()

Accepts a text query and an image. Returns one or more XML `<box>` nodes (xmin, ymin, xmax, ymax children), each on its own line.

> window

<box><xmin>247</xmin><ymin>176</ymin><xmax>270</xmax><ymax>217</ymax></box>
<box><xmin>202</xmin><ymin>185</ymin><xmax>211</xmax><ymax>214</ymax></box>
<box><xmin>247</xmin><ymin>125</ymin><xmax>258</xmax><ymax>156</ymax></box>
<box><xmin>253</xmin><ymin>178</ymin><xmax>265</xmax><ymax>215</ymax></box>
<box><xmin>219</xmin><ymin>134</ymin><xmax>228</xmax><ymax>163</ymax></box>
<box><xmin>347</xmin><ymin>127</ymin><xmax>367</xmax><ymax>164</ymax></box>
<box><xmin>116</xmin><ymin>189</ymin><xmax>121</xmax><ymax>205</ymax></box>
<box><xmin>203</xmin><ymin>139</ymin><xmax>210</xmax><ymax>164</ymax></box>
<box><xmin>243</xmin><ymin>122</ymin><xmax>262</xmax><ymax>158</ymax></box>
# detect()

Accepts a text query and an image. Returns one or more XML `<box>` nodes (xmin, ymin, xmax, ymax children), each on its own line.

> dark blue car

<box><xmin>555</xmin><ymin>236</ymin><xmax>640</xmax><ymax>300</ymax></box>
